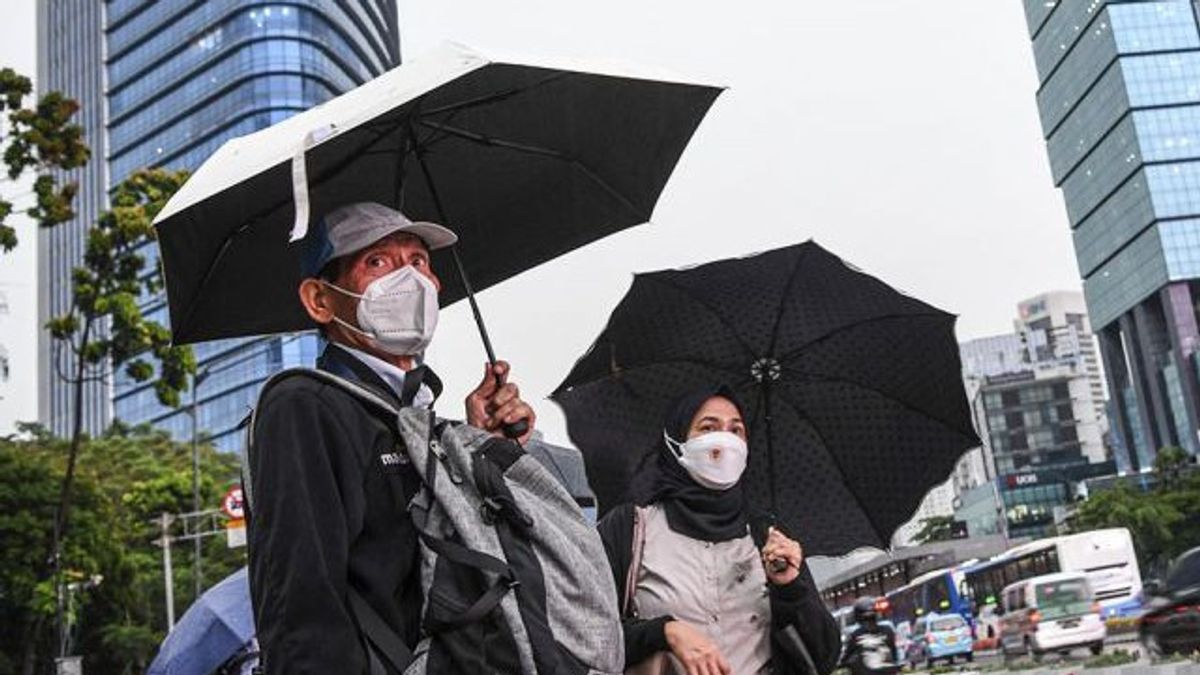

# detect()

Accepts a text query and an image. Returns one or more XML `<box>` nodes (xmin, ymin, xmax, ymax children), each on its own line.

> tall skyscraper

<box><xmin>40</xmin><ymin>1</ymin><xmax>400</xmax><ymax>447</ymax></box>
<box><xmin>37</xmin><ymin>0</ymin><xmax>109</xmax><ymax>437</ymax></box>
<box><xmin>1022</xmin><ymin>0</ymin><xmax>1200</xmax><ymax>471</ymax></box>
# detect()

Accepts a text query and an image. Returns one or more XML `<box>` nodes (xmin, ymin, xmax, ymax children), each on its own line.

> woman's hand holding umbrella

<box><xmin>761</xmin><ymin>526</ymin><xmax>803</xmax><ymax>586</ymax></box>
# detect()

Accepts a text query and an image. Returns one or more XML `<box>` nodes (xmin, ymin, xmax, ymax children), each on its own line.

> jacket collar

<box><xmin>317</xmin><ymin>343</ymin><xmax>444</xmax><ymax>409</ymax></box>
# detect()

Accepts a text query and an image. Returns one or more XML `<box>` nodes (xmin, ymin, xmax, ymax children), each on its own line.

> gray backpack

<box><xmin>243</xmin><ymin>369</ymin><xmax>623</xmax><ymax>675</ymax></box>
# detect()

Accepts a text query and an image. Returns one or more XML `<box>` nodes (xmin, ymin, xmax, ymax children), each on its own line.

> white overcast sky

<box><xmin>0</xmin><ymin>0</ymin><xmax>38</xmax><ymax>434</ymax></box>
<box><xmin>0</xmin><ymin>1</ymin><xmax>1082</xmax><ymax>444</ymax></box>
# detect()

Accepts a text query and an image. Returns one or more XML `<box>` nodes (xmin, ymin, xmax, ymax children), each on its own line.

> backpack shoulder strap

<box><xmin>348</xmin><ymin>587</ymin><xmax>414</xmax><ymax>675</ymax></box>
<box><xmin>242</xmin><ymin>367</ymin><xmax>400</xmax><ymax>513</ymax></box>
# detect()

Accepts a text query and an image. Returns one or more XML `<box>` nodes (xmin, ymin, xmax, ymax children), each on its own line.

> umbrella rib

<box><xmin>417</xmin><ymin>73</ymin><xmax>571</xmax><ymax>117</ymax></box>
<box><xmin>777</xmin><ymin>311</ymin><xmax>954</xmax><ymax>363</ymax></box>
<box><xmin>766</xmin><ymin>388</ymin><xmax>892</xmax><ymax>549</ymax></box>
<box><xmin>551</xmin><ymin>357</ymin><xmax>747</xmax><ymax>397</ymax></box>
<box><xmin>174</xmin><ymin>123</ymin><xmax>403</xmax><ymax>339</ymax></box>
<box><xmin>779</xmin><ymin>364</ymin><xmax>980</xmax><ymax>442</ymax></box>
<box><xmin>766</xmin><ymin>244</ymin><xmax>814</xmax><ymax>357</ymax></box>
<box><xmin>643</xmin><ymin>275</ymin><xmax>760</xmax><ymax>360</ymax></box>
<box><xmin>416</xmin><ymin>119</ymin><xmax>648</xmax><ymax>221</ymax></box>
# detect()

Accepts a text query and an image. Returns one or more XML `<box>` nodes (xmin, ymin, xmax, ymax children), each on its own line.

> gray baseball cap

<box><xmin>300</xmin><ymin>202</ymin><xmax>458</xmax><ymax>278</ymax></box>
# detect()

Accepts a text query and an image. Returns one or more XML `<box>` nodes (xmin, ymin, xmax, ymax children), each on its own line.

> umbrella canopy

<box><xmin>154</xmin><ymin>42</ymin><xmax>721</xmax><ymax>344</ymax></box>
<box><xmin>148</xmin><ymin>567</ymin><xmax>254</xmax><ymax>675</ymax></box>
<box><xmin>552</xmin><ymin>242</ymin><xmax>980</xmax><ymax>555</ymax></box>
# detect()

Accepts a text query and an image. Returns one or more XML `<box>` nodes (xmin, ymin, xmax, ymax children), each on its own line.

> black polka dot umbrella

<box><xmin>551</xmin><ymin>241</ymin><xmax>980</xmax><ymax>556</ymax></box>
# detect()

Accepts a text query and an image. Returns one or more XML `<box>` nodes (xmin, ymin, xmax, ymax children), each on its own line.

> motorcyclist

<box><xmin>840</xmin><ymin>597</ymin><xmax>900</xmax><ymax>675</ymax></box>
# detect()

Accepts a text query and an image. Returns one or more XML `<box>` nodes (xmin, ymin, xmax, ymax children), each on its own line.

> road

<box><xmin>903</xmin><ymin>633</ymin><xmax>1198</xmax><ymax>674</ymax></box>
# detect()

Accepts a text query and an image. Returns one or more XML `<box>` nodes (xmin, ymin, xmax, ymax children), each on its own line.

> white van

<box><xmin>998</xmin><ymin>572</ymin><xmax>1106</xmax><ymax>662</ymax></box>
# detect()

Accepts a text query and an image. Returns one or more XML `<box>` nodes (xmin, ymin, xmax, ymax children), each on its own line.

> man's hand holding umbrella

<box><xmin>466</xmin><ymin>360</ymin><xmax>537</xmax><ymax>443</ymax></box>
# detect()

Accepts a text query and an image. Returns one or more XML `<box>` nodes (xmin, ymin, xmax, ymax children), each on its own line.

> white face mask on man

<box><xmin>664</xmin><ymin>429</ymin><xmax>749</xmax><ymax>490</ymax></box>
<box><xmin>324</xmin><ymin>265</ymin><xmax>439</xmax><ymax>356</ymax></box>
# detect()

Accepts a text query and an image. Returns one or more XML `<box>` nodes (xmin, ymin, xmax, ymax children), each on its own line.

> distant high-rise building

<box><xmin>958</xmin><ymin>290</ymin><xmax>1114</xmax><ymax>539</ymax></box>
<box><xmin>39</xmin><ymin>1</ymin><xmax>400</xmax><ymax>447</ymax></box>
<box><xmin>1014</xmin><ymin>291</ymin><xmax>1109</xmax><ymax>439</ymax></box>
<box><xmin>964</xmin><ymin>291</ymin><xmax>1109</xmax><ymax>473</ymax></box>
<box><xmin>1021</xmin><ymin>0</ymin><xmax>1200</xmax><ymax>470</ymax></box>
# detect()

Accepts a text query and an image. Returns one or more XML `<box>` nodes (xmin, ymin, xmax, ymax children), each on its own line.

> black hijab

<box><xmin>631</xmin><ymin>385</ymin><xmax>749</xmax><ymax>542</ymax></box>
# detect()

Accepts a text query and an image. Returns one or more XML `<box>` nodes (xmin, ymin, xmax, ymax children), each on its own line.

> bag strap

<box><xmin>348</xmin><ymin>587</ymin><xmax>415</xmax><ymax>675</ymax></box>
<box><xmin>244</xmin><ymin>368</ymin><xmax>402</xmax><ymax>510</ymax></box>
<box><xmin>417</xmin><ymin>533</ymin><xmax>519</xmax><ymax>633</ymax></box>
<box><xmin>623</xmin><ymin>505</ymin><xmax>649</xmax><ymax>617</ymax></box>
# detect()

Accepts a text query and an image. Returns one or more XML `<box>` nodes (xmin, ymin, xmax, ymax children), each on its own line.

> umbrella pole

<box><xmin>761</xmin><ymin>380</ymin><xmax>778</xmax><ymax>513</ymax></box>
<box><xmin>449</xmin><ymin>245</ymin><xmax>498</xmax><ymax>364</ymax></box>
<box><xmin>410</xmin><ymin>131</ymin><xmax>527</xmax><ymax>437</ymax></box>
<box><xmin>405</xmin><ymin>126</ymin><xmax>499</xmax><ymax>361</ymax></box>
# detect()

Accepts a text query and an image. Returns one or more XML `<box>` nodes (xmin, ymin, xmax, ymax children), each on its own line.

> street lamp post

<box><xmin>189</xmin><ymin>368</ymin><xmax>210</xmax><ymax>601</ymax></box>
<box><xmin>158</xmin><ymin>512</ymin><xmax>176</xmax><ymax>630</ymax></box>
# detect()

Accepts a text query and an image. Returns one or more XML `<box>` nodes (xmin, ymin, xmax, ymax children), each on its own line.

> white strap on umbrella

<box><xmin>289</xmin><ymin>123</ymin><xmax>337</xmax><ymax>242</ymax></box>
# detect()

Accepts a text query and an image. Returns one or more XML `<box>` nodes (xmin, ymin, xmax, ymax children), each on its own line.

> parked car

<box><xmin>906</xmin><ymin>612</ymin><xmax>973</xmax><ymax>667</ymax></box>
<box><xmin>998</xmin><ymin>572</ymin><xmax>1106</xmax><ymax>662</ymax></box>
<box><xmin>1139</xmin><ymin>546</ymin><xmax>1200</xmax><ymax>657</ymax></box>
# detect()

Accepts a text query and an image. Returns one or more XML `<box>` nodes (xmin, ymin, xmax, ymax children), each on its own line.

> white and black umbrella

<box><xmin>153</xmin><ymin>43</ymin><xmax>722</xmax><ymax>361</ymax></box>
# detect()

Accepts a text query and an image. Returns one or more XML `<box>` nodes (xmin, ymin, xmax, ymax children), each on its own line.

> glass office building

<box><xmin>41</xmin><ymin>1</ymin><xmax>399</xmax><ymax>448</ymax></box>
<box><xmin>1023</xmin><ymin>0</ymin><xmax>1200</xmax><ymax>470</ymax></box>
<box><xmin>37</xmin><ymin>0</ymin><xmax>112</xmax><ymax>438</ymax></box>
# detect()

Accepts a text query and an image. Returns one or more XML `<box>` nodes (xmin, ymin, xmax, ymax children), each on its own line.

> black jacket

<box><xmin>596</xmin><ymin>503</ymin><xmax>841</xmax><ymax>674</ymax></box>
<box><xmin>247</xmin><ymin>345</ymin><xmax>437</xmax><ymax>674</ymax></box>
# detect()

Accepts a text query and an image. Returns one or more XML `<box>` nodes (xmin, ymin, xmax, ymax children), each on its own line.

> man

<box><xmin>840</xmin><ymin>597</ymin><xmax>900</xmax><ymax>675</ymax></box>
<box><xmin>247</xmin><ymin>202</ymin><xmax>537</xmax><ymax>674</ymax></box>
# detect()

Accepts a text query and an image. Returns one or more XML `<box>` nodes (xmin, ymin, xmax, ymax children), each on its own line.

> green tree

<box><xmin>46</xmin><ymin>167</ymin><xmax>194</xmax><ymax>546</ymax></box>
<box><xmin>0</xmin><ymin>426</ymin><xmax>243</xmax><ymax>675</ymax></box>
<box><xmin>911</xmin><ymin>514</ymin><xmax>957</xmax><ymax>544</ymax></box>
<box><xmin>0</xmin><ymin>67</ymin><xmax>90</xmax><ymax>252</ymax></box>
<box><xmin>1154</xmin><ymin>445</ymin><xmax>1191</xmax><ymax>490</ymax></box>
<box><xmin>41</xmin><ymin>167</ymin><xmax>195</xmax><ymax>667</ymax></box>
<box><xmin>1074</xmin><ymin>446</ymin><xmax>1200</xmax><ymax>573</ymax></box>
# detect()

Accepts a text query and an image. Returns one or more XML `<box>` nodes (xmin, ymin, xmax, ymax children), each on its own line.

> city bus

<box><xmin>959</xmin><ymin>528</ymin><xmax>1142</xmax><ymax>618</ymax></box>
<box><xmin>885</xmin><ymin>566</ymin><xmax>975</xmax><ymax>628</ymax></box>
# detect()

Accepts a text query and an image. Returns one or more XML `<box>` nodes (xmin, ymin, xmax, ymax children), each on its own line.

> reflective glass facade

<box><xmin>100</xmin><ymin>0</ymin><xmax>398</xmax><ymax>450</ymax></box>
<box><xmin>1025</xmin><ymin>1</ymin><xmax>1200</xmax><ymax>470</ymax></box>
<box><xmin>37</xmin><ymin>0</ymin><xmax>111</xmax><ymax>438</ymax></box>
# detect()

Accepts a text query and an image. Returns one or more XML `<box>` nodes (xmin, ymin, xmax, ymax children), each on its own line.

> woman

<box><xmin>597</xmin><ymin>386</ymin><xmax>840</xmax><ymax>675</ymax></box>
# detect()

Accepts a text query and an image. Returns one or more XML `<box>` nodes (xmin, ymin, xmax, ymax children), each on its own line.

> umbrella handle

<box><xmin>502</xmin><ymin>419</ymin><xmax>529</xmax><ymax>440</ymax></box>
<box><xmin>768</xmin><ymin>559</ymin><xmax>791</xmax><ymax>574</ymax></box>
<box><xmin>446</xmin><ymin>247</ymin><xmax>529</xmax><ymax>441</ymax></box>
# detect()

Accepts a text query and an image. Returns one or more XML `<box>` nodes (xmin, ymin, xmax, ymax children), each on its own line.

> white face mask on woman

<box><xmin>664</xmin><ymin>430</ymin><xmax>749</xmax><ymax>490</ymax></box>
<box><xmin>324</xmin><ymin>265</ymin><xmax>439</xmax><ymax>356</ymax></box>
